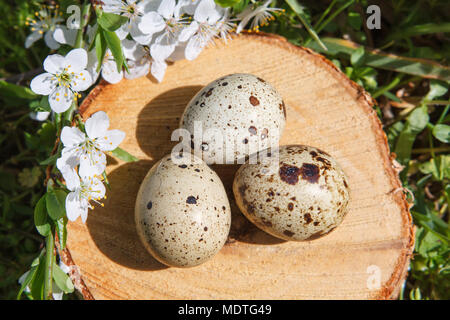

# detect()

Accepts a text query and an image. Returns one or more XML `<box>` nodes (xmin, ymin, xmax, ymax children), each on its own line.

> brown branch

<box><xmin>55</xmin><ymin>232</ymin><xmax>95</xmax><ymax>300</ymax></box>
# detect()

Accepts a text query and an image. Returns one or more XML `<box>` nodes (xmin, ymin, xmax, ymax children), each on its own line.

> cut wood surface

<box><xmin>63</xmin><ymin>33</ymin><xmax>414</xmax><ymax>299</ymax></box>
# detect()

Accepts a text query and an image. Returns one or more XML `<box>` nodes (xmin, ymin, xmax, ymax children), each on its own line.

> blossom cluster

<box><xmin>27</xmin><ymin>1</ymin><xmax>281</xmax><ymax>102</ymax></box>
<box><xmin>56</xmin><ymin>111</ymin><xmax>125</xmax><ymax>222</ymax></box>
<box><xmin>27</xmin><ymin>0</ymin><xmax>281</xmax><ymax>223</ymax></box>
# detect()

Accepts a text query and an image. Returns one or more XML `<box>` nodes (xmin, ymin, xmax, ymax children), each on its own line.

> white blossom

<box><xmin>30</xmin><ymin>48</ymin><xmax>93</xmax><ymax>113</ymax></box>
<box><xmin>139</xmin><ymin>0</ymin><xmax>188</xmax><ymax>61</ymax></box>
<box><xmin>61</xmin><ymin>167</ymin><xmax>106</xmax><ymax>223</ymax></box>
<box><xmin>122</xmin><ymin>39</ymin><xmax>167</xmax><ymax>82</ymax></box>
<box><xmin>30</xmin><ymin>111</ymin><xmax>51</xmax><ymax>122</ymax></box>
<box><xmin>236</xmin><ymin>0</ymin><xmax>281</xmax><ymax>34</ymax></box>
<box><xmin>214</xmin><ymin>9</ymin><xmax>235</xmax><ymax>42</ymax></box>
<box><xmin>178</xmin><ymin>0</ymin><xmax>223</xmax><ymax>60</ymax></box>
<box><xmin>56</xmin><ymin>111</ymin><xmax>125</xmax><ymax>178</ymax></box>
<box><xmin>102</xmin><ymin>0</ymin><xmax>154</xmax><ymax>44</ymax></box>
<box><xmin>25</xmin><ymin>5</ymin><xmax>63</xmax><ymax>49</ymax></box>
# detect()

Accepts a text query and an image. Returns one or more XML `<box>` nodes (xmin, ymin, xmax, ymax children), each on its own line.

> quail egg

<box><xmin>135</xmin><ymin>153</ymin><xmax>231</xmax><ymax>267</ymax></box>
<box><xmin>180</xmin><ymin>73</ymin><xmax>286</xmax><ymax>164</ymax></box>
<box><xmin>232</xmin><ymin>145</ymin><xmax>350</xmax><ymax>241</ymax></box>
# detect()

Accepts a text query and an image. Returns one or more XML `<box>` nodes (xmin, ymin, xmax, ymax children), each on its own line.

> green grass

<box><xmin>0</xmin><ymin>0</ymin><xmax>449</xmax><ymax>300</ymax></box>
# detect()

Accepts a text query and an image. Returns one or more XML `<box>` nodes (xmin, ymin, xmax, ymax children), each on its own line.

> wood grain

<box><xmin>63</xmin><ymin>33</ymin><xmax>414</xmax><ymax>300</ymax></box>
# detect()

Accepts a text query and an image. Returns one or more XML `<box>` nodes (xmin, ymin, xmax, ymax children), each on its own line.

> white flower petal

<box><xmin>59</xmin><ymin>261</ymin><xmax>70</xmax><ymax>274</ymax></box>
<box><xmin>95</xmin><ymin>129</ymin><xmax>126</xmax><ymax>151</ymax></box>
<box><xmin>185</xmin><ymin>36</ymin><xmax>206</xmax><ymax>60</ymax></box>
<box><xmin>158</xmin><ymin>0</ymin><xmax>176</xmax><ymax>19</ymax></box>
<box><xmin>61</xmin><ymin>126</ymin><xmax>85</xmax><ymax>147</ymax></box>
<box><xmin>175</xmin><ymin>0</ymin><xmax>199</xmax><ymax>16</ymax></box>
<box><xmin>194</xmin><ymin>0</ymin><xmax>216</xmax><ymax>23</ymax></box>
<box><xmin>150</xmin><ymin>38</ymin><xmax>176</xmax><ymax>61</ymax></box>
<box><xmin>101</xmin><ymin>60</ymin><xmax>123</xmax><ymax>84</ymax></box>
<box><xmin>125</xmin><ymin>60</ymin><xmax>150</xmax><ymax>79</ymax></box>
<box><xmin>49</xmin><ymin>86</ymin><xmax>73</xmax><ymax>113</ymax></box>
<box><xmin>58</xmin><ymin>164</ymin><xmax>81</xmax><ymax>191</ymax></box>
<box><xmin>139</xmin><ymin>11</ymin><xmax>165</xmax><ymax>35</ymax></box>
<box><xmin>178</xmin><ymin>21</ymin><xmax>198</xmax><ymax>42</ymax></box>
<box><xmin>88</xmin><ymin>177</ymin><xmax>106</xmax><ymax>199</ymax></box>
<box><xmin>71</xmin><ymin>71</ymin><xmax>93</xmax><ymax>91</ymax></box>
<box><xmin>150</xmin><ymin>59</ymin><xmax>167</xmax><ymax>82</ymax></box>
<box><xmin>53</xmin><ymin>26</ymin><xmax>77</xmax><ymax>46</ymax></box>
<box><xmin>30</xmin><ymin>111</ymin><xmax>51</xmax><ymax>121</ymax></box>
<box><xmin>66</xmin><ymin>48</ymin><xmax>88</xmax><ymax>73</ymax></box>
<box><xmin>85</xmin><ymin>111</ymin><xmax>110</xmax><ymax>139</ymax></box>
<box><xmin>86</xmin><ymin>49</ymin><xmax>100</xmax><ymax>83</ymax></box>
<box><xmin>57</xmin><ymin>150</ymin><xmax>81</xmax><ymax>175</ymax></box>
<box><xmin>30</xmin><ymin>73</ymin><xmax>56</xmax><ymax>95</ymax></box>
<box><xmin>25</xmin><ymin>31</ymin><xmax>43</xmax><ymax>48</ymax></box>
<box><xmin>44</xmin><ymin>30</ymin><xmax>60</xmax><ymax>50</ymax></box>
<box><xmin>80</xmin><ymin>206</ymin><xmax>89</xmax><ymax>223</ymax></box>
<box><xmin>43</xmin><ymin>54</ymin><xmax>65</xmax><ymax>74</ymax></box>
<box><xmin>121</xmin><ymin>38</ymin><xmax>138</xmax><ymax>58</ymax></box>
<box><xmin>115</xmin><ymin>22</ymin><xmax>129</xmax><ymax>40</ymax></box>
<box><xmin>130</xmin><ymin>20</ymin><xmax>154</xmax><ymax>45</ymax></box>
<box><xmin>102</xmin><ymin>0</ymin><xmax>124</xmax><ymax>13</ymax></box>
<box><xmin>65</xmin><ymin>192</ymin><xmax>84</xmax><ymax>222</ymax></box>
<box><xmin>79</xmin><ymin>151</ymin><xmax>106</xmax><ymax>177</ymax></box>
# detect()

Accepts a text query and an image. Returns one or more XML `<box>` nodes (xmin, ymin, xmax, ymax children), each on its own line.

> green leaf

<box><xmin>286</xmin><ymin>0</ymin><xmax>327</xmax><ymax>51</ymax></box>
<box><xmin>17</xmin><ymin>252</ymin><xmax>44</xmax><ymax>300</ymax></box>
<box><xmin>30</xmin><ymin>254</ymin><xmax>46</xmax><ymax>300</ymax></box>
<box><xmin>95</xmin><ymin>29</ymin><xmax>107</xmax><ymax>73</ymax></box>
<box><xmin>425</xmin><ymin>80</ymin><xmax>448</xmax><ymax>101</ymax></box>
<box><xmin>96</xmin><ymin>10</ymin><xmax>128</xmax><ymax>32</ymax></box>
<box><xmin>55</xmin><ymin>216</ymin><xmax>68</xmax><ymax>250</ymax></box>
<box><xmin>43</xmin><ymin>233</ymin><xmax>54</xmax><ymax>300</ymax></box>
<box><xmin>408</xmin><ymin>106</ymin><xmax>430</xmax><ymax>134</ymax></box>
<box><xmin>17</xmin><ymin>268</ymin><xmax>37</xmax><ymax>300</ymax></box>
<box><xmin>39</xmin><ymin>95</ymin><xmax>52</xmax><ymax>112</ymax></box>
<box><xmin>416</xmin><ymin>229</ymin><xmax>441</xmax><ymax>257</ymax></box>
<box><xmin>46</xmin><ymin>189</ymin><xmax>67</xmax><ymax>220</ymax></box>
<box><xmin>348</xmin><ymin>12</ymin><xmax>362</xmax><ymax>30</ymax></box>
<box><xmin>307</xmin><ymin>37</ymin><xmax>450</xmax><ymax>81</ymax></box>
<box><xmin>110</xmin><ymin>147</ymin><xmax>139</xmax><ymax>162</ymax></box>
<box><xmin>350</xmin><ymin>46</ymin><xmax>365</xmax><ymax>67</ymax></box>
<box><xmin>34</xmin><ymin>195</ymin><xmax>50</xmax><ymax>236</ymax></box>
<box><xmin>387</xmin><ymin>22</ymin><xmax>450</xmax><ymax>41</ymax></box>
<box><xmin>432</xmin><ymin>124</ymin><xmax>450</xmax><ymax>143</ymax></box>
<box><xmin>419</xmin><ymin>155</ymin><xmax>450</xmax><ymax>180</ymax></box>
<box><xmin>53</xmin><ymin>262</ymin><xmax>74</xmax><ymax>294</ymax></box>
<box><xmin>395</xmin><ymin>105</ymin><xmax>429</xmax><ymax>167</ymax></box>
<box><xmin>102</xmin><ymin>29</ymin><xmax>124</xmax><ymax>73</ymax></box>
<box><xmin>0</xmin><ymin>80</ymin><xmax>38</xmax><ymax>100</ymax></box>
<box><xmin>214</xmin><ymin>0</ymin><xmax>240</xmax><ymax>7</ymax></box>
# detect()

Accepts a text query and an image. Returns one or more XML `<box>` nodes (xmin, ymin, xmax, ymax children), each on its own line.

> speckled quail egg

<box><xmin>180</xmin><ymin>73</ymin><xmax>286</xmax><ymax>164</ymax></box>
<box><xmin>135</xmin><ymin>153</ymin><xmax>231</xmax><ymax>267</ymax></box>
<box><xmin>232</xmin><ymin>145</ymin><xmax>350</xmax><ymax>241</ymax></box>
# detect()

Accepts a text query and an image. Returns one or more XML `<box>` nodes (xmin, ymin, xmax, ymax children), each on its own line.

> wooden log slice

<box><xmin>62</xmin><ymin>33</ymin><xmax>414</xmax><ymax>300</ymax></box>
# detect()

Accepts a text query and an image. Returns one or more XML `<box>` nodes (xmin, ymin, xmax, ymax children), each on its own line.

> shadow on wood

<box><xmin>135</xmin><ymin>85</ymin><xmax>202</xmax><ymax>159</ymax></box>
<box><xmin>86</xmin><ymin>160</ymin><xmax>168</xmax><ymax>271</ymax></box>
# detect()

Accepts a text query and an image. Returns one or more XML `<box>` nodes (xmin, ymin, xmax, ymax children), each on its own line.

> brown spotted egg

<box><xmin>180</xmin><ymin>73</ymin><xmax>286</xmax><ymax>164</ymax></box>
<box><xmin>232</xmin><ymin>145</ymin><xmax>350</xmax><ymax>241</ymax></box>
<box><xmin>135</xmin><ymin>153</ymin><xmax>231</xmax><ymax>267</ymax></box>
